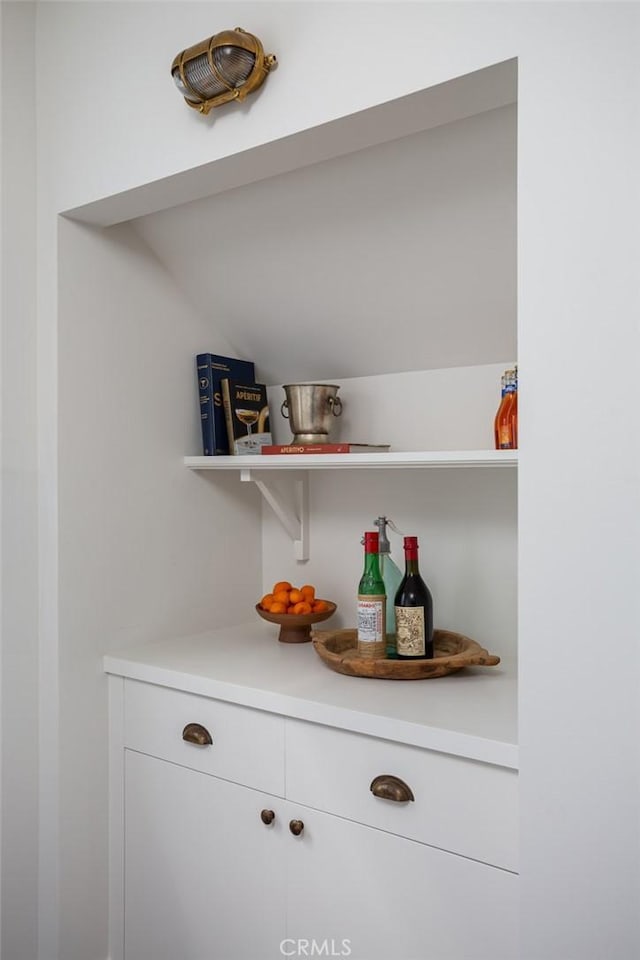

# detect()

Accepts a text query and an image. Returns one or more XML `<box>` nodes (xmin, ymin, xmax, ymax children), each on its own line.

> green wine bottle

<box><xmin>357</xmin><ymin>531</ymin><xmax>386</xmax><ymax>660</ymax></box>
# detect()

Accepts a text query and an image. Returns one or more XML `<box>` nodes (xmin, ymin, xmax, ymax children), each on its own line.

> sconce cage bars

<box><xmin>171</xmin><ymin>27</ymin><xmax>276</xmax><ymax>114</ymax></box>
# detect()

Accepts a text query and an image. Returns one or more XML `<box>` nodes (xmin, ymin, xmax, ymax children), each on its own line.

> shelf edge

<box><xmin>184</xmin><ymin>450</ymin><xmax>518</xmax><ymax>470</ymax></box>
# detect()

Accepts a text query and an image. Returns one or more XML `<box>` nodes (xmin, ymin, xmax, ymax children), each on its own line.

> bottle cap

<box><xmin>404</xmin><ymin>536</ymin><xmax>419</xmax><ymax>550</ymax></box>
<box><xmin>363</xmin><ymin>531</ymin><xmax>379</xmax><ymax>551</ymax></box>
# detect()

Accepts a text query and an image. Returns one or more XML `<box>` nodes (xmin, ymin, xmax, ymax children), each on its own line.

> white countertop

<box><xmin>104</xmin><ymin>622</ymin><xmax>518</xmax><ymax>770</ymax></box>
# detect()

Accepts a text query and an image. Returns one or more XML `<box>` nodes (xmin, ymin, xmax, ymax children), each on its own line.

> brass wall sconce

<box><xmin>171</xmin><ymin>28</ymin><xmax>276</xmax><ymax>115</ymax></box>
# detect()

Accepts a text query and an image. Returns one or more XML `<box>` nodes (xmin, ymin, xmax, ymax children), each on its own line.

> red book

<box><xmin>261</xmin><ymin>443</ymin><xmax>390</xmax><ymax>455</ymax></box>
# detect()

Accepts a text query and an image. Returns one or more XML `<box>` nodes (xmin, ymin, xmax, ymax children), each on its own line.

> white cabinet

<box><xmin>111</xmin><ymin>676</ymin><xmax>517</xmax><ymax>960</ymax></box>
<box><xmin>287</xmin><ymin>803</ymin><xmax>517</xmax><ymax>960</ymax></box>
<box><xmin>124</xmin><ymin>750</ymin><xmax>285</xmax><ymax>960</ymax></box>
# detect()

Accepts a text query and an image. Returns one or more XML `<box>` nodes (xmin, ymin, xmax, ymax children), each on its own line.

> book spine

<box><xmin>211</xmin><ymin>380</ymin><xmax>228</xmax><ymax>455</ymax></box>
<box><xmin>261</xmin><ymin>444</ymin><xmax>351</xmax><ymax>455</ymax></box>
<box><xmin>196</xmin><ymin>354</ymin><xmax>215</xmax><ymax>456</ymax></box>
<box><xmin>220</xmin><ymin>379</ymin><xmax>235</xmax><ymax>454</ymax></box>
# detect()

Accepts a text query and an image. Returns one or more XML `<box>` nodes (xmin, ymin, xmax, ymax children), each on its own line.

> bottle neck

<box><xmin>375</xmin><ymin>517</ymin><xmax>391</xmax><ymax>555</ymax></box>
<box><xmin>404</xmin><ymin>556</ymin><xmax>420</xmax><ymax>576</ymax></box>
<box><xmin>363</xmin><ymin>551</ymin><xmax>382</xmax><ymax>577</ymax></box>
<box><xmin>403</xmin><ymin>533</ymin><xmax>421</xmax><ymax>572</ymax></box>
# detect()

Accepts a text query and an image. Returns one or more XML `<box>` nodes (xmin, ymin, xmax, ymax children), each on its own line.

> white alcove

<box><xmin>61</xmin><ymin>55</ymin><xmax>517</xmax><ymax>662</ymax></box>
<box><xmin>58</xmin><ymin>64</ymin><xmax>518</xmax><ymax>957</ymax></box>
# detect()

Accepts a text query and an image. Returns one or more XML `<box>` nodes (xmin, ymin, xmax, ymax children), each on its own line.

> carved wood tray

<box><xmin>311</xmin><ymin>628</ymin><xmax>500</xmax><ymax>680</ymax></box>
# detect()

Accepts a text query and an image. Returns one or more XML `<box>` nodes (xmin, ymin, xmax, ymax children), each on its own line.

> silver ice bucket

<box><xmin>281</xmin><ymin>384</ymin><xmax>343</xmax><ymax>444</ymax></box>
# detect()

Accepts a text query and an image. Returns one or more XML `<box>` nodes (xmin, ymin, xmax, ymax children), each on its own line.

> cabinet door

<box><xmin>285</xmin><ymin>805</ymin><xmax>518</xmax><ymax>960</ymax></box>
<box><xmin>124</xmin><ymin>750</ymin><xmax>285</xmax><ymax>960</ymax></box>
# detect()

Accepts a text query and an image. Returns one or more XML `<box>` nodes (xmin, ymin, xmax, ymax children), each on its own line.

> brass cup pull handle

<box><xmin>261</xmin><ymin>809</ymin><xmax>275</xmax><ymax>825</ymax></box>
<box><xmin>289</xmin><ymin>819</ymin><xmax>304</xmax><ymax>836</ymax></box>
<box><xmin>370</xmin><ymin>774</ymin><xmax>415</xmax><ymax>803</ymax></box>
<box><xmin>182</xmin><ymin>722</ymin><xmax>213</xmax><ymax>746</ymax></box>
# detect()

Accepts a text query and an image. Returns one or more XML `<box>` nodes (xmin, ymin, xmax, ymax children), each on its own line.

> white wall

<box><xmin>1</xmin><ymin>4</ymin><xmax>39</xmax><ymax>959</ymax></box>
<box><xmin>22</xmin><ymin>3</ymin><xmax>640</xmax><ymax>960</ymax></box>
<box><xmin>267</xmin><ymin>363</ymin><xmax>515</xmax><ymax>451</ymax></box>
<box><xmin>55</xmin><ymin>216</ymin><xmax>263</xmax><ymax>960</ymax></box>
<box><xmin>517</xmin><ymin>10</ymin><xmax>640</xmax><ymax>956</ymax></box>
<box><xmin>37</xmin><ymin>2</ymin><xmax>522</xmax><ymax>215</ymax></box>
<box><xmin>262</xmin><ymin>467</ymin><xmax>518</xmax><ymax>662</ymax></box>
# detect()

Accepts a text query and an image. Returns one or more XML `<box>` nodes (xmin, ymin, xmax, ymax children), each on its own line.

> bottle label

<box><xmin>498</xmin><ymin>424</ymin><xmax>513</xmax><ymax>449</ymax></box>
<box><xmin>357</xmin><ymin>596</ymin><xmax>386</xmax><ymax>644</ymax></box>
<box><xmin>395</xmin><ymin>606</ymin><xmax>426</xmax><ymax>657</ymax></box>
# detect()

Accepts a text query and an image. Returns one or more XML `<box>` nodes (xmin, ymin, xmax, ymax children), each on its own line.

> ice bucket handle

<box><xmin>281</xmin><ymin>396</ymin><xmax>342</xmax><ymax>419</ymax></box>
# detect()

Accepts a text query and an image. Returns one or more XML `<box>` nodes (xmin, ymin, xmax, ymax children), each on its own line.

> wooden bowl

<box><xmin>312</xmin><ymin>628</ymin><xmax>500</xmax><ymax>679</ymax></box>
<box><xmin>255</xmin><ymin>601</ymin><xmax>337</xmax><ymax>643</ymax></box>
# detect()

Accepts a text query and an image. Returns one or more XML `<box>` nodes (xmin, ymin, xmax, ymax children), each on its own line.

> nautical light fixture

<box><xmin>171</xmin><ymin>28</ymin><xmax>276</xmax><ymax>115</ymax></box>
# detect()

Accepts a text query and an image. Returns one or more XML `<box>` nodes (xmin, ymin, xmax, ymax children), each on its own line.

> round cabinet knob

<box><xmin>261</xmin><ymin>809</ymin><xmax>275</xmax><ymax>825</ymax></box>
<box><xmin>370</xmin><ymin>774</ymin><xmax>415</xmax><ymax>803</ymax></box>
<box><xmin>289</xmin><ymin>819</ymin><xmax>304</xmax><ymax>836</ymax></box>
<box><xmin>182</xmin><ymin>722</ymin><xmax>213</xmax><ymax>746</ymax></box>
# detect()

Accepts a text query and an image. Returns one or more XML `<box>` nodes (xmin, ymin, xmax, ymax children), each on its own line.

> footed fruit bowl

<box><xmin>255</xmin><ymin>601</ymin><xmax>337</xmax><ymax>643</ymax></box>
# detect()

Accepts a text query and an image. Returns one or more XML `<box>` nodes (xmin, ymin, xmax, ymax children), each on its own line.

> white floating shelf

<box><xmin>184</xmin><ymin>450</ymin><xmax>518</xmax><ymax>471</ymax></box>
<box><xmin>185</xmin><ymin>450</ymin><xmax>517</xmax><ymax>561</ymax></box>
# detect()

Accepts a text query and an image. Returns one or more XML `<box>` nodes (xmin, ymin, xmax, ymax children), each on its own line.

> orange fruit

<box><xmin>312</xmin><ymin>599</ymin><xmax>329</xmax><ymax>613</ymax></box>
<box><xmin>301</xmin><ymin>584</ymin><xmax>316</xmax><ymax>601</ymax></box>
<box><xmin>273</xmin><ymin>590</ymin><xmax>290</xmax><ymax>606</ymax></box>
<box><xmin>273</xmin><ymin>581</ymin><xmax>292</xmax><ymax>595</ymax></box>
<box><xmin>287</xmin><ymin>605</ymin><xmax>298</xmax><ymax>615</ymax></box>
<box><xmin>269</xmin><ymin>601</ymin><xmax>287</xmax><ymax>614</ymax></box>
<box><xmin>293</xmin><ymin>601</ymin><xmax>312</xmax><ymax>615</ymax></box>
<box><xmin>289</xmin><ymin>588</ymin><xmax>304</xmax><ymax>605</ymax></box>
<box><xmin>260</xmin><ymin>593</ymin><xmax>274</xmax><ymax>610</ymax></box>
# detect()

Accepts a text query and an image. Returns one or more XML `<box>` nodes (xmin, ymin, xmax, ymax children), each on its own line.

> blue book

<box><xmin>196</xmin><ymin>353</ymin><xmax>256</xmax><ymax>455</ymax></box>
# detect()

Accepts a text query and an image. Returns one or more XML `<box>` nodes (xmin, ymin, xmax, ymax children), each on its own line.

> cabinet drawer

<box><xmin>285</xmin><ymin>719</ymin><xmax>518</xmax><ymax>871</ymax></box>
<box><xmin>124</xmin><ymin>680</ymin><xmax>285</xmax><ymax>796</ymax></box>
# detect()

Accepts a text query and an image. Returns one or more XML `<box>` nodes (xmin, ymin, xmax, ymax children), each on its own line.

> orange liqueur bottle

<box><xmin>494</xmin><ymin>368</ymin><xmax>517</xmax><ymax>450</ymax></box>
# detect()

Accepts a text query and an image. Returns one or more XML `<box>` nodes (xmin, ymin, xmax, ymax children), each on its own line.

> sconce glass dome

<box><xmin>171</xmin><ymin>28</ymin><xmax>276</xmax><ymax>114</ymax></box>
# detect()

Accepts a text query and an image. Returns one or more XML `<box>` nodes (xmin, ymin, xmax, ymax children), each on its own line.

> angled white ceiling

<box><xmin>131</xmin><ymin>101</ymin><xmax>516</xmax><ymax>386</ymax></box>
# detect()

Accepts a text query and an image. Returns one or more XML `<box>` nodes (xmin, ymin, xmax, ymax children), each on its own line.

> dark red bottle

<box><xmin>394</xmin><ymin>536</ymin><xmax>434</xmax><ymax>659</ymax></box>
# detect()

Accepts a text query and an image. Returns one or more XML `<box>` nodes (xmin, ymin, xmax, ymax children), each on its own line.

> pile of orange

<box><xmin>259</xmin><ymin>581</ymin><xmax>330</xmax><ymax>617</ymax></box>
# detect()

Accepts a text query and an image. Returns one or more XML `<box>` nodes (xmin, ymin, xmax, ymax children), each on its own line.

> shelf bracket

<box><xmin>240</xmin><ymin>470</ymin><xmax>309</xmax><ymax>562</ymax></box>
